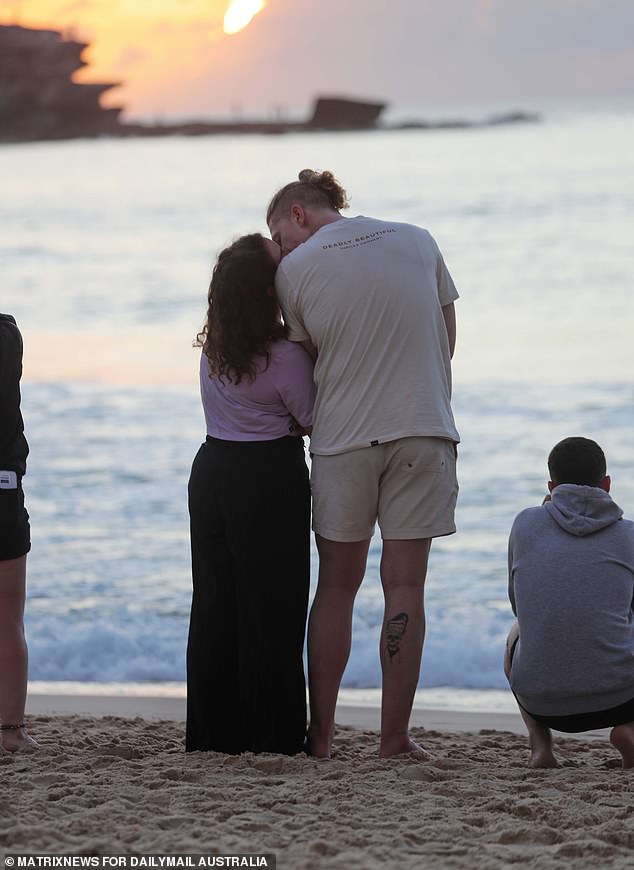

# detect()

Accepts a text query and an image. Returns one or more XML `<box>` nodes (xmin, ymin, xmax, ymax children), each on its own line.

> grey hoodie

<box><xmin>508</xmin><ymin>484</ymin><xmax>634</xmax><ymax>717</ymax></box>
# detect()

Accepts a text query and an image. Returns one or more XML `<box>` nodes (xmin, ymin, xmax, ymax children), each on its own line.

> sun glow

<box><xmin>1</xmin><ymin>0</ymin><xmax>272</xmax><ymax>117</ymax></box>
<box><xmin>223</xmin><ymin>0</ymin><xmax>265</xmax><ymax>35</ymax></box>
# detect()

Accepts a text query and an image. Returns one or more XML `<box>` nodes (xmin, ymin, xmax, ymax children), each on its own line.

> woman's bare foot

<box><xmin>306</xmin><ymin>724</ymin><xmax>333</xmax><ymax>759</ymax></box>
<box><xmin>610</xmin><ymin>722</ymin><xmax>634</xmax><ymax>769</ymax></box>
<box><xmin>1</xmin><ymin>726</ymin><xmax>38</xmax><ymax>753</ymax></box>
<box><xmin>379</xmin><ymin>734</ymin><xmax>429</xmax><ymax>759</ymax></box>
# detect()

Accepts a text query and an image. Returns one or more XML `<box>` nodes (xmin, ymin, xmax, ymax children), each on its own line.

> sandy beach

<box><xmin>1</xmin><ymin>694</ymin><xmax>632</xmax><ymax>868</ymax></box>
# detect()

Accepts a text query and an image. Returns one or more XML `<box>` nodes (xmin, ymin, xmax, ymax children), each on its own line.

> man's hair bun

<box><xmin>297</xmin><ymin>169</ymin><xmax>349</xmax><ymax>211</ymax></box>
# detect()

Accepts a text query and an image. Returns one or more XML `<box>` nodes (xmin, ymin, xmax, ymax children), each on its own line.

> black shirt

<box><xmin>0</xmin><ymin>314</ymin><xmax>29</xmax><ymax>475</ymax></box>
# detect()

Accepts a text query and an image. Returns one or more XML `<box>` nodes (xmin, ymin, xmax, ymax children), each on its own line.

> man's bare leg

<box><xmin>378</xmin><ymin>538</ymin><xmax>430</xmax><ymax>758</ymax></box>
<box><xmin>0</xmin><ymin>555</ymin><xmax>37</xmax><ymax>753</ymax></box>
<box><xmin>518</xmin><ymin>708</ymin><xmax>558</xmax><ymax>768</ymax></box>
<box><xmin>306</xmin><ymin>536</ymin><xmax>370</xmax><ymax>758</ymax></box>
<box><xmin>610</xmin><ymin>722</ymin><xmax>634</xmax><ymax>768</ymax></box>
<box><xmin>503</xmin><ymin>622</ymin><xmax>557</xmax><ymax>768</ymax></box>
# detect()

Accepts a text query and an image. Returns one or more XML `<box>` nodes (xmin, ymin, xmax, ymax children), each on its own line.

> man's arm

<box><xmin>289</xmin><ymin>342</ymin><xmax>316</xmax><ymax>434</ymax></box>
<box><xmin>442</xmin><ymin>303</ymin><xmax>456</xmax><ymax>359</ymax></box>
<box><xmin>300</xmin><ymin>339</ymin><xmax>317</xmax><ymax>361</ymax></box>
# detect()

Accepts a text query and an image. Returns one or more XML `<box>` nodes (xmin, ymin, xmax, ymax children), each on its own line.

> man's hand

<box><xmin>300</xmin><ymin>339</ymin><xmax>317</xmax><ymax>361</ymax></box>
<box><xmin>289</xmin><ymin>420</ymin><xmax>312</xmax><ymax>437</ymax></box>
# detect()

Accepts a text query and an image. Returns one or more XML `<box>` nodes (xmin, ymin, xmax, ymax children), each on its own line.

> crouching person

<box><xmin>505</xmin><ymin>437</ymin><xmax>634</xmax><ymax>768</ymax></box>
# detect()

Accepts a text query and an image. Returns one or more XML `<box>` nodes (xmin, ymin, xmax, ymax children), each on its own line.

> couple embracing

<box><xmin>185</xmin><ymin>170</ymin><xmax>460</xmax><ymax>759</ymax></box>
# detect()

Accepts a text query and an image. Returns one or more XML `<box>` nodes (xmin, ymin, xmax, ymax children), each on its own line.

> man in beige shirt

<box><xmin>267</xmin><ymin>170</ymin><xmax>459</xmax><ymax>758</ymax></box>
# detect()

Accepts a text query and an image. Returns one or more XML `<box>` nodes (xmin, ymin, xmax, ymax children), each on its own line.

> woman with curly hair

<box><xmin>186</xmin><ymin>233</ymin><xmax>315</xmax><ymax>755</ymax></box>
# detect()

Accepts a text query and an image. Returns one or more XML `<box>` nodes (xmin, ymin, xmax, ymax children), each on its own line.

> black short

<box><xmin>0</xmin><ymin>482</ymin><xmax>31</xmax><ymax>561</ymax></box>
<box><xmin>526</xmin><ymin>697</ymin><xmax>634</xmax><ymax>733</ymax></box>
<box><xmin>509</xmin><ymin>638</ymin><xmax>634</xmax><ymax>731</ymax></box>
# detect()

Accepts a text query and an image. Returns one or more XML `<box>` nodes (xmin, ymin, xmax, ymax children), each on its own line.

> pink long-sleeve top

<box><xmin>200</xmin><ymin>339</ymin><xmax>315</xmax><ymax>441</ymax></box>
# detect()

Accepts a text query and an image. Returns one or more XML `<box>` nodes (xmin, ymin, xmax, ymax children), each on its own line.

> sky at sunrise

<box><xmin>1</xmin><ymin>0</ymin><xmax>633</xmax><ymax>120</ymax></box>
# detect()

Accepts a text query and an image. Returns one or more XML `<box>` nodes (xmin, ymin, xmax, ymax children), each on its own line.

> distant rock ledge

<box><xmin>0</xmin><ymin>24</ymin><xmax>540</xmax><ymax>143</ymax></box>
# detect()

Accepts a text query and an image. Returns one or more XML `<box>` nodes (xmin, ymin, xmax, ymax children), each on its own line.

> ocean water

<box><xmin>3</xmin><ymin>101</ymin><xmax>634</xmax><ymax>699</ymax></box>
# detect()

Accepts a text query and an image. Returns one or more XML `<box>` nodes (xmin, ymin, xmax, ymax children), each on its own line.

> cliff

<box><xmin>0</xmin><ymin>24</ymin><xmax>122</xmax><ymax>141</ymax></box>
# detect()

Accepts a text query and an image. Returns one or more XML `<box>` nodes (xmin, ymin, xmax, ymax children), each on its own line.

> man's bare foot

<box><xmin>306</xmin><ymin>724</ymin><xmax>333</xmax><ymax>759</ymax></box>
<box><xmin>379</xmin><ymin>734</ymin><xmax>429</xmax><ymax>759</ymax></box>
<box><xmin>522</xmin><ymin>715</ymin><xmax>557</xmax><ymax>768</ymax></box>
<box><xmin>610</xmin><ymin>722</ymin><xmax>634</xmax><ymax>769</ymax></box>
<box><xmin>1</xmin><ymin>726</ymin><xmax>39</xmax><ymax>753</ymax></box>
<box><xmin>528</xmin><ymin>745</ymin><xmax>558</xmax><ymax>768</ymax></box>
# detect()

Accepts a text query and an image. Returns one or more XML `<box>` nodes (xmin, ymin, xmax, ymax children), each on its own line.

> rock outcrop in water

<box><xmin>0</xmin><ymin>23</ymin><xmax>539</xmax><ymax>143</ymax></box>
<box><xmin>0</xmin><ymin>24</ymin><xmax>388</xmax><ymax>142</ymax></box>
<box><xmin>0</xmin><ymin>24</ymin><xmax>123</xmax><ymax>141</ymax></box>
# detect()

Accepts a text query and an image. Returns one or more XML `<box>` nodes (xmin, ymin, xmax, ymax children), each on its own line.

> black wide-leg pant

<box><xmin>186</xmin><ymin>435</ymin><xmax>310</xmax><ymax>754</ymax></box>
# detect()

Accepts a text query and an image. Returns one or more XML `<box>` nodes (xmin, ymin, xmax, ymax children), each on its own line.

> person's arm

<box><xmin>0</xmin><ymin>321</ymin><xmax>21</xmax><ymax>453</ymax></box>
<box><xmin>276</xmin><ymin>344</ymin><xmax>316</xmax><ymax>434</ymax></box>
<box><xmin>430</xmin><ymin>235</ymin><xmax>458</xmax><ymax>360</ymax></box>
<box><xmin>300</xmin><ymin>339</ymin><xmax>317</xmax><ymax>361</ymax></box>
<box><xmin>507</xmin><ymin>526</ymin><xmax>517</xmax><ymax>617</ymax></box>
<box><xmin>442</xmin><ymin>303</ymin><xmax>456</xmax><ymax>359</ymax></box>
<box><xmin>275</xmin><ymin>265</ymin><xmax>311</xmax><ymax>344</ymax></box>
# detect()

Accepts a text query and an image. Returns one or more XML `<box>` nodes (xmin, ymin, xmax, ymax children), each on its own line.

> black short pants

<box><xmin>0</xmin><ymin>481</ymin><xmax>31</xmax><ymax>561</ymax></box>
<box><xmin>526</xmin><ymin>697</ymin><xmax>634</xmax><ymax>733</ymax></box>
<box><xmin>509</xmin><ymin>636</ymin><xmax>634</xmax><ymax>732</ymax></box>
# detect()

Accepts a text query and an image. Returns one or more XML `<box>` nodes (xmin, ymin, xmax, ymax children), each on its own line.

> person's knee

<box><xmin>315</xmin><ymin>535</ymin><xmax>369</xmax><ymax>592</ymax></box>
<box><xmin>0</xmin><ymin>614</ymin><xmax>26</xmax><ymax>657</ymax></box>
<box><xmin>0</xmin><ymin>557</ymin><xmax>26</xmax><ymax>626</ymax></box>
<box><xmin>380</xmin><ymin>538</ymin><xmax>431</xmax><ymax>591</ymax></box>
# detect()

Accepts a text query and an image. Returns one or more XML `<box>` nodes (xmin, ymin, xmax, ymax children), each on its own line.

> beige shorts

<box><xmin>310</xmin><ymin>437</ymin><xmax>458</xmax><ymax>542</ymax></box>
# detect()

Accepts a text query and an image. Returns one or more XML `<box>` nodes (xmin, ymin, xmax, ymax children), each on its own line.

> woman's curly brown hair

<box><xmin>196</xmin><ymin>234</ymin><xmax>286</xmax><ymax>384</ymax></box>
<box><xmin>266</xmin><ymin>168</ymin><xmax>349</xmax><ymax>225</ymax></box>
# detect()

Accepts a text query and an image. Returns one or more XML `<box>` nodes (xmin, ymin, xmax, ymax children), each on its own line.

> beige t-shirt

<box><xmin>275</xmin><ymin>215</ymin><xmax>460</xmax><ymax>455</ymax></box>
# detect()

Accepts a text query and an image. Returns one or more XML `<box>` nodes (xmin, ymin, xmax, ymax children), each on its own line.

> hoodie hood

<box><xmin>545</xmin><ymin>484</ymin><xmax>623</xmax><ymax>537</ymax></box>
